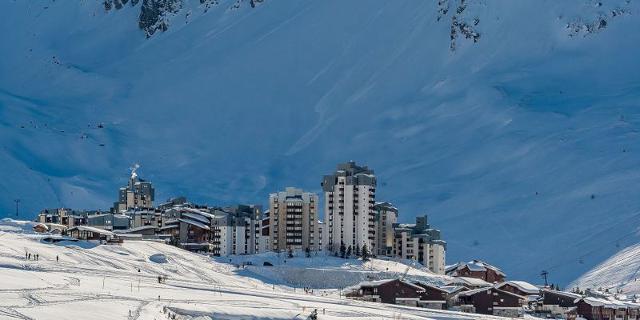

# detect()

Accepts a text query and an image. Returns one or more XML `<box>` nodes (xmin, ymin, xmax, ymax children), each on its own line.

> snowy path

<box><xmin>0</xmin><ymin>232</ymin><xmax>509</xmax><ymax>319</ymax></box>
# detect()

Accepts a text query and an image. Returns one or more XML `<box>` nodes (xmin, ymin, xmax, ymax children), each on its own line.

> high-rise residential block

<box><xmin>321</xmin><ymin>161</ymin><xmax>376</xmax><ymax>253</ymax></box>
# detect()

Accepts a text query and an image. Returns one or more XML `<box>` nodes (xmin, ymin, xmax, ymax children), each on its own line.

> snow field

<box><xmin>0</xmin><ymin>230</ymin><xmax>509</xmax><ymax>319</ymax></box>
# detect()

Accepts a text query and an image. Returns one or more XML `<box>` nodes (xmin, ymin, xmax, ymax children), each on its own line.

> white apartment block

<box><xmin>321</xmin><ymin>161</ymin><xmax>376</xmax><ymax>253</ymax></box>
<box><xmin>392</xmin><ymin>215</ymin><xmax>446</xmax><ymax>275</ymax></box>
<box><xmin>269</xmin><ymin>187</ymin><xmax>320</xmax><ymax>252</ymax></box>
<box><xmin>374</xmin><ymin>202</ymin><xmax>398</xmax><ymax>256</ymax></box>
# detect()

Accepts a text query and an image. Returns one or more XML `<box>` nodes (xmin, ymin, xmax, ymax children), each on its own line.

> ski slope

<box><xmin>570</xmin><ymin>242</ymin><xmax>640</xmax><ymax>295</ymax></box>
<box><xmin>1</xmin><ymin>0</ymin><xmax>640</xmax><ymax>286</ymax></box>
<box><xmin>0</xmin><ymin>227</ymin><xmax>505</xmax><ymax>320</ymax></box>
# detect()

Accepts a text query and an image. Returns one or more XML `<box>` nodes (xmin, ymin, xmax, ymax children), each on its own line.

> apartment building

<box><xmin>321</xmin><ymin>161</ymin><xmax>377</xmax><ymax>253</ymax></box>
<box><xmin>392</xmin><ymin>215</ymin><xmax>446</xmax><ymax>274</ymax></box>
<box><xmin>113</xmin><ymin>168</ymin><xmax>155</xmax><ymax>212</ymax></box>
<box><xmin>374</xmin><ymin>202</ymin><xmax>398</xmax><ymax>256</ymax></box>
<box><xmin>268</xmin><ymin>187</ymin><xmax>320</xmax><ymax>252</ymax></box>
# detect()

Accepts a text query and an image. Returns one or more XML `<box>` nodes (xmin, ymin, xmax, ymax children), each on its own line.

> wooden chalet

<box><xmin>413</xmin><ymin>282</ymin><xmax>449</xmax><ymax>309</ymax></box>
<box><xmin>345</xmin><ymin>279</ymin><xmax>426</xmax><ymax>306</ymax></box>
<box><xmin>538</xmin><ymin>288</ymin><xmax>581</xmax><ymax>319</ymax></box>
<box><xmin>456</xmin><ymin>286</ymin><xmax>526</xmax><ymax>318</ymax></box>
<box><xmin>576</xmin><ymin>297</ymin><xmax>640</xmax><ymax>320</ymax></box>
<box><xmin>446</xmin><ymin>260</ymin><xmax>506</xmax><ymax>283</ymax></box>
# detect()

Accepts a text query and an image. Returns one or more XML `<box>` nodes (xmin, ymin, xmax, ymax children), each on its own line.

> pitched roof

<box><xmin>496</xmin><ymin>281</ymin><xmax>540</xmax><ymax>295</ymax></box>
<box><xmin>68</xmin><ymin>226</ymin><xmax>115</xmax><ymax>236</ymax></box>
<box><xmin>449</xmin><ymin>260</ymin><xmax>506</xmax><ymax>276</ymax></box>
<box><xmin>541</xmin><ymin>288</ymin><xmax>582</xmax><ymax>300</ymax></box>
<box><xmin>354</xmin><ymin>279</ymin><xmax>425</xmax><ymax>292</ymax></box>
<box><xmin>449</xmin><ymin>276</ymin><xmax>492</xmax><ymax>287</ymax></box>
<box><xmin>179</xmin><ymin>218</ymin><xmax>210</xmax><ymax>230</ymax></box>
<box><xmin>458</xmin><ymin>287</ymin><xmax>525</xmax><ymax>300</ymax></box>
<box><xmin>439</xmin><ymin>285</ymin><xmax>469</xmax><ymax>294</ymax></box>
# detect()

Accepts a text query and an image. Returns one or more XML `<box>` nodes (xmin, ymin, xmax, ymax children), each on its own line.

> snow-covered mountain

<box><xmin>1</xmin><ymin>0</ymin><xmax>640</xmax><ymax>285</ymax></box>
<box><xmin>570</xmin><ymin>241</ymin><xmax>640</xmax><ymax>294</ymax></box>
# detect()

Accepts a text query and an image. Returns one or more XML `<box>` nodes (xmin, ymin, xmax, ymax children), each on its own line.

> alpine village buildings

<box><xmin>37</xmin><ymin>161</ymin><xmax>636</xmax><ymax>319</ymax></box>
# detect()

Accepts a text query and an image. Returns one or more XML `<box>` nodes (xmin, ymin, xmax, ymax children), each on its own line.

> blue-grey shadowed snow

<box><xmin>1</xmin><ymin>0</ymin><xmax>640</xmax><ymax>286</ymax></box>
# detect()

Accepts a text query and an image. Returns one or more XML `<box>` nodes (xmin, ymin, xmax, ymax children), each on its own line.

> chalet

<box><xmin>446</xmin><ymin>260</ymin><xmax>506</xmax><ymax>283</ymax></box>
<box><xmin>576</xmin><ymin>297</ymin><xmax>640</xmax><ymax>320</ymax></box>
<box><xmin>538</xmin><ymin>289</ymin><xmax>581</xmax><ymax>319</ymax></box>
<box><xmin>413</xmin><ymin>282</ymin><xmax>449</xmax><ymax>309</ymax></box>
<box><xmin>68</xmin><ymin>226</ymin><xmax>116</xmax><ymax>242</ymax></box>
<box><xmin>439</xmin><ymin>285</ymin><xmax>470</xmax><ymax>308</ymax></box>
<box><xmin>496</xmin><ymin>281</ymin><xmax>540</xmax><ymax>308</ymax></box>
<box><xmin>456</xmin><ymin>287</ymin><xmax>526</xmax><ymax>318</ymax></box>
<box><xmin>496</xmin><ymin>281</ymin><xmax>540</xmax><ymax>297</ymax></box>
<box><xmin>345</xmin><ymin>279</ymin><xmax>426</xmax><ymax>306</ymax></box>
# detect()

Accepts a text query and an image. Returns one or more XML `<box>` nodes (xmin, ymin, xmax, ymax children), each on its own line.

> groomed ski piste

<box><xmin>0</xmin><ymin>219</ymin><xmax>507</xmax><ymax>320</ymax></box>
<box><xmin>570</xmin><ymin>242</ymin><xmax>640</xmax><ymax>295</ymax></box>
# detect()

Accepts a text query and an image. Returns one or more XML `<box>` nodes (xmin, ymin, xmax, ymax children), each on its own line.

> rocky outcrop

<box><xmin>438</xmin><ymin>0</ymin><xmax>481</xmax><ymax>51</ymax></box>
<box><xmin>138</xmin><ymin>0</ymin><xmax>182</xmax><ymax>38</ymax></box>
<box><xmin>565</xmin><ymin>3</ymin><xmax>631</xmax><ymax>38</ymax></box>
<box><xmin>103</xmin><ymin>0</ymin><xmax>266</xmax><ymax>38</ymax></box>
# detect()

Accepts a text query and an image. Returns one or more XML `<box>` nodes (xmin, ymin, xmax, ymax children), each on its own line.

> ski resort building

<box><xmin>374</xmin><ymin>202</ymin><xmax>398</xmax><ymax>256</ymax></box>
<box><xmin>268</xmin><ymin>187</ymin><xmax>320</xmax><ymax>252</ymax></box>
<box><xmin>174</xmin><ymin>205</ymin><xmax>262</xmax><ymax>256</ymax></box>
<box><xmin>538</xmin><ymin>289</ymin><xmax>581</xmax><ymax>319</ymax></box>
<box><xmin>86</xmin><ymin>213</ymin><xmax>130</xmax><ymax>231</ymax></box>
<box><xmin>456</xmin><ymin>287</ymin><xmax>526</xmax><ymax>318</ymax></box>
<box><xmin>446</xmin><ymin>260</ymin><xmax>506</xmax><ymax>283</ymax></box>
<box><xmin>113</xmin><ymin>168</ymin><xmax>155</xmax><ymax>212</ymax></box>
<box><xmin>496</xmin><ymin>281</ymin><xmax>539</xmax><ymax>296</ymax></box>
<box><xmin>575</xmin><ymin>297</ymin><xmax>640</xmax><ymax>320</ymax></box>
<box><xmin>392</xmin><ymin>215</ymin><xmax>446</xmax><ymax>274</ymax></box>
<box><xmin>345</xmin><ymin>279</ymin><xmax>426</xmax><ymax>306</ymax></box>
<box><xmin>321</xmin><ymin>161</ymin><xmax>377</xmax><ymax>254</ymax></box>
<box><xmin>37</xmin><ymin>208</ymin><xmax>76</xmax><ymax>226</ymax></box>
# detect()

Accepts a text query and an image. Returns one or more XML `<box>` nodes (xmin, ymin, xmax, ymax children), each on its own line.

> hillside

<box><xmin>570</xmin><ymin>242</ymin><xmax>640</xmax><ymax>294</ymax></box>
<box><xmin>1</xmin><ymin>0</ymin><xmax>640</xmax><ymax>285</ymax></box>
<box><xmin>218</xmin><ymin>251</ymin><xmax>451</xmax><ymax>289</ymax></box>
<box><xmin>0</xmin><ymin>225</ymin><xmax>502</xmax><ymax>320</ymax></box>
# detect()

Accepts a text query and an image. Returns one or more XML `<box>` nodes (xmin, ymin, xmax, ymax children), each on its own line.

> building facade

<box><xmin>113</xmin><ymin>169</ymin><xmax>155</xmax><ymax>212</ymax></box>
<box><xmin>321</xmin><ymin>161</ymin><xmax>376</xmax><ymax>254</ymax></box>
<box><xmin>374</xmin><ymin>202</ymin><xmax>398</xmax><ymax>256</ymax></box>
<box><xmin>268</xmin><ymin>187</ymin><xmax>320</xmax><ymax>252</ymax></box>
<box><xmin>392</xmin><ymin>215</ymin><xmax>446</xmax><ymax>274</ymax></box>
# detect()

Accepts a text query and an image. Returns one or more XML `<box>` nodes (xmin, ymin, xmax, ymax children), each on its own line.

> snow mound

<box><xmin>219</xmin><ymin>251</ymin><xmax>451</xmax><ymax>289</ymax></box>
<box><xmin>0</xmin><ymin>218</ymin><xmax>37</xmax><ymax>234</ymax></box>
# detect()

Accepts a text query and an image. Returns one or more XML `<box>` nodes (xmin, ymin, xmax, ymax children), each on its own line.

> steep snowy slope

<box><xmin>570</xmin><ymin>242</ymin><xmax>640</xmax><ymax>294</ymax></box>
<box><xmin>1</xmin><ymin>0</ymin><xmax>640</xmax><ymax>285</ymax></box>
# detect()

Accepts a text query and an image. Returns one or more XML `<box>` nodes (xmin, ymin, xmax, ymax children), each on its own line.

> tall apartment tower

<box><xmin>321</xmin><ymin>161</ymin><xmax>376</xmax><ymax>253</ymax></box>
<box><xmin>113</xmin><ymin>166</ymin><xmax>155</xmax><ymax>213</ymax></box>
<box><xmin>374</xmin><ymin>202</ymin><xmax>398</xmax><ymax>256</ymax></box>
<box><xmin>269</xmin><ymin>187</ymin><xmax>320</xmax><ymax>252</ymax></box>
